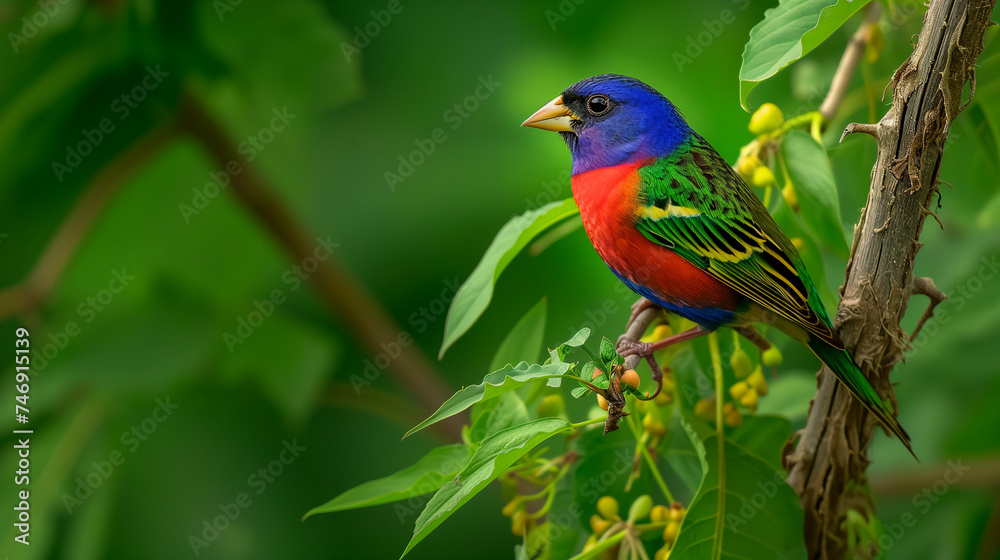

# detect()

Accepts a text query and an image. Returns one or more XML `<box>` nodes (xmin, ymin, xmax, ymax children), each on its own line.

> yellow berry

<box><xmin>736</xmin><ymin>154</ymin><xmax>762</xmax><ymax>179</ymax></box>
<box><xmin>651</xmin><ymin>505</ymin><xmax>670</xmax><ymax>523</ymax></box>
<box><xmin>512</xmin><ymin>511</ymin><xmax>530</xmax><ymax>537</ymax></box>
<box><xmin>642</xmin><ymin>413</ymin><xmax>667</xmax><ymax>438</ymax></box>
<box><xmin>783</xmin><ymin>183</ymin><xmax>799</xmax><ymax>211</ymax></box>
<box><xmin>739</xmin><ymin>388</ymin><xmax>759</xmax><ymax>412</ymax></box>
<box><xmin>751</xmin><ymin>165</ymin><xmax>777</xmax><ymax>188</ymax></box>
<box><xmin>652</xmin><ymin>324</ymin><xmax>674</xmax><ymax>341</ymax></box>
<box><xmin>621</xmin><ymin>369</ymin><xmax>641</xmax><ymax>389</ymax></box>
<box><xmin>655</xmin><ymin>545</ymin><xmax>672</xmax><ymax>560</ymax></box>
<box><xmin>747</xmin><ymin>368</ymin><xmax>768</xmax><ymax>396</ymax></box>
<box><xmin>762</xmin><ymin>346</ymin><xmax>783</xmax><ymax>367</ymax></box>
<box><xmin>597</xmin><ymin>496</ymin><xmax>620</xmax><ymax>520</ymax></box>
<box><xmin>790</xmin><ymin>237</ymin><xmax>805</xmax><ymax>252</ymax></box>
<box><xmin>724</xmin><ymin>409</ymin><xmax>743</xmax><ymax>427</ymax></box>
<box><xmin>597</xmin><ymin>394</ymin><xmax>609</xmax><ymax>411</ymax></box>
<box><xmin>628</xmin><ymin>494</ymin><xmax>653</xmax><ymax>522</ymax></box>
<box><xmin>537</xmin><ymin>394</ymin><xmax>565</xmax><ymax>418</ymax></box>
<box><xmin>662</xmin><ymin>520</ymin><xmax>681</xmax><ymax>544</ymax></box>
<box><xmin>730</xmin><ymin>349</ymin><xmax>753</xmax><ymax>378</ymax></box>
<box><xmin>501</xmin><ymin>497</ymin><xmax>522</xmax><ymax>517</ymax></box>
<box><xmin>669</xmin><ymin>503</ymin><xmax>685</xmax><ymax>522</ymax></box>
<box><xmin>729</xmin><ymin>381</ymin><xmax>750</xmax><ymax>400</ymax></box>
<box><xmin>654</xmin><ymin>390</ymin><xmax>673</xmax><ymax>407</ymax></box>
<box><xmin>749</xmin><ymin>103</ymin><xmax>785</xmax><ymax>135</ymax></box>
<box><xmin>694</xmin><ymin>398</ymin><xmax>715</xmax><ymax>422</ymax></box>
<box><xmin>590</xmin><ymin>513</ymin><xmax>611</xmax><ymax>535</ymax></box>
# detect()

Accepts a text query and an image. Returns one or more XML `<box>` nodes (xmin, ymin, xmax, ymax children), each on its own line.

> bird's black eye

<box><xmin>586</xmin><ymin>94</ymin><xmax>612</xmax><ymax>116</ymax></box>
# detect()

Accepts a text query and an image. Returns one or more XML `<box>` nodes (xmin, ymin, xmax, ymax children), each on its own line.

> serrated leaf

<box><xmin>303</xmin><ymin>444</ymin><xmax>470</xmax><ymax>518</ymax></box>
<box><xmin>740</xmin><ymin>0</ymin><xmax>872</xmax><ymax>110</ymax></box>
<box><xmin>404</xmin><ymin>362</ymin><xmax>573</xmax><ymax>438</ymax></box>
<box><xmin>401</xmin><ymin>418</ymin><xmax>572</xmax><ymax>557</ymax></box>
<box><xmin>782</xmin><ymin>130</ymin><xmax>849</xmax><ymax>255</ymax></box>
<box><xmin>489</xmin><ymin>298</ymin><xmax>548</xmax><ymax>372</ymax></box>
<box><xmin>670</xmin><ymin>436</ymin><xmax>806</xmax><ymax>560</ymax></box>
<box><xmin>598</xmin><ymin>337</ymin><xmax>616</xmax><ymax>365</ymax></box>
<box><xmin>439</xmin><ymin>198</ymin><xmax>580</xmax><ymax>359</ymax></box>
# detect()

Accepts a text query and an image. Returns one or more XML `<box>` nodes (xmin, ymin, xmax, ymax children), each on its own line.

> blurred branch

<box><xmin>818</xmin><ymin>3</ymin><xmax>882</xmax><ymax>122</ymax></box>
<box><xmin>320</xmin><ymin>382</ymin><xmax>424</xmax><ymax>432</ymax></box>
<box><xmin>0</xmin><ymin>121</ymin><xmax>181</xmax><ymax>319</ymax></box>
<box><xmin>785</xmin><ymin>1</ymin><xmax>996</xmax><ymax>558</ymax></box>
<box><xmin>177</xmin><ymin>90</ymin><xmax>462</xmax><ymax>440</ymax></box>
<box><xmin>869</xmin><ymin>456</ymin><xmax>1000</xmax><ymax>494</ymax></box>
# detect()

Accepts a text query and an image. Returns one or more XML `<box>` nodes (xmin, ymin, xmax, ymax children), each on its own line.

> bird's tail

<box><xmin>807</xmin><ymin>337</ymin><xmax>916</xmax><ymax>459</ymax></box>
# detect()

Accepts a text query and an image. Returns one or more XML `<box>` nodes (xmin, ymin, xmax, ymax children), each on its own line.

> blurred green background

<box><xmin>1</xmin><ymin>0</ymin><xmax>999</xmax><ymax>558</ymax></box>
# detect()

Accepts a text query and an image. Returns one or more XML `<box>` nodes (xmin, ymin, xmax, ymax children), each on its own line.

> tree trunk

<box><xmin>783</xmin><ymin>1</ymin><xmax>996</xmax><ymax>558</ymax></box>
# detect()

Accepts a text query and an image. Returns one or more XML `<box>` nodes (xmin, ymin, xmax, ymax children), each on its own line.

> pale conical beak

<box><xmin>521</xmin><ymin>95</ymin><xmax>575</xmax><ymax>132</ymax></box>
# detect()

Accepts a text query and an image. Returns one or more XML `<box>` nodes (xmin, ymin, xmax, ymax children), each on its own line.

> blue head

<box><xmin>522</xmin><ymin>74</ymin><xmax>691</xmax><ymax>175</ymax></box>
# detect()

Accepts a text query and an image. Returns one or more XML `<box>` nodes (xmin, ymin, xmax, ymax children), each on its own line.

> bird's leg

<box><xmin>616</xmin><ymin>324</ymin><xmax>710</xmax><ymax>358</ymax></box>
<box><xmin>733</xmin><ymin>324</ymin><xmax>771</xmax><ymax>353</ymax></box>
<box><xmin>626</xmin><ymin>297</ymin><xmax>662</xmax><ymax>327</ymax></box>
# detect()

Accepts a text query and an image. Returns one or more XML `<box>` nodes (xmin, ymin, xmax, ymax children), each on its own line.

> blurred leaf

<box><xmin>670</xmin><ymin>436</ymin><xmax>806</xmax><ymax>560</ymax></box>
<box><xmin>196</xmin><ymin>0</ymin><xmax>362</xmax><ymax>115</ymax></box>
<box><xmin>439</xmin><ymin>198</ymin><xmax>580</xmax><ymax>359</ymax></box>
<box><xmin>401</xmin><ymin>418</ymin><xmax>572</xmax><ymax>558</ymax></box>
<box><xmin>221</xmin><ymin>313</ymin><xmax>338</xmax><ymax>426</ymax></box>
<box><xmin>728</xmin><ymin>415</ymin><xmax>793</xmax><ymax>471</ymax></box>
<box><xmin>975</xmin><ymin>191</ymin><xmax>1000</xmax><ymax>229</ymax></box>
<box><xmin>404</xmin><ymin>361</ymin><xmax>573</xmax><ymax>439</ymax></box>
<box><xmin>782</xmin><ymin>130</ymin><xmax>849</xmax><ymax>255</ymax></box>
<box><xmin>755</xmin><ymin>373</ymin><xmax>816</xmax><ymax>423</ymax></box>
<box><xmin>304</xmin><ymin>444</ymin><xmax>470</xmax><ymax>518</ymax></box>
<box><xmin>489</xmin><ymin>297</ymin><xmax>548</xmax><ymax>372</ymax></box>
<box><xmin>740</xmin><ymin>0</ymin><xmax>871</xmax><ymax>110</ymax></box>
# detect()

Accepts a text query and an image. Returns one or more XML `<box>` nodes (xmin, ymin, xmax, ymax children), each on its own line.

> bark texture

<box><xmin>783</xmin><ymin>1</ymin><xmax>996</xmax><ymax>558</ymax></box>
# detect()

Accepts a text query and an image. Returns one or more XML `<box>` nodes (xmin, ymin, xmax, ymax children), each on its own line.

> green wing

<box><xmin>635</xmin><ymin>134</ymin><xmax>842</xmax><ymax>349</ymax></box>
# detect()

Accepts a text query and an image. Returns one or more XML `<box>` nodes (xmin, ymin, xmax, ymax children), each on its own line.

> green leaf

<box><xmin>571</xmin><ymin>386</ymin><xmax>591</xmax><ymax>399</ymax></box>
<box><xmin>303</xmin><ymin>444</ymin><xmax>470</xmax><ymax>519</ymax></box>
<box><xmin>670</xmin><ymin>436</ymin><xmax>806</xmax><ymax>560</ymax></box>
<box><xmin>438</xmin><ymin>198</ymin><xmax>580</xmax><ymax>359</ymax></box>
<box><xmin>755</xmin><ymin>372</ymin><xmax>817</xmax><ymax>423</ymax></box>
<box><xmin>404</xmin><ymin>362</ymin><xmax>573</xmax><ymax>438</ymax></box>
<box><xmin>489</xmin><ymin>297</ymin><xmax>548</xmax><ymax>372</ymax></box>
<box><xmin>598</xmin><ymin>337</ymin><xmax>617</xmax><ymax>366</ymax></box>
<box><xmin>739</xmin><ymin>0</ymin><xmax>872</xmax><ymax>110</ymax></box>
<box><xmin>728</xmin><ymin>415</ymin><xmax>793</xmax><ymax>472</ymax></box>
<box><xmin>782</xmin><ymin>130</ymin><xmax>850</xmax><ymax>255</ymax></box>
<box><xmin>401</xmin><ymin>418</ymin><xmax>572</xmax><ymax>557</ymax></box>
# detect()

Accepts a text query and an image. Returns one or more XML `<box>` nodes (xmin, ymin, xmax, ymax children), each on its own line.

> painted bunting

<box><xmin>522</xmin><ymin>74</ymin><xmax>912</xmax><ymax>455</ymax></box>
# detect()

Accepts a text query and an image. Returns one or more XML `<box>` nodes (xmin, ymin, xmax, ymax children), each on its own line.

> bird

<box><xmin>521</xmin><ymin>74</ymin><xmax>913</xmax><ymax>456</ymax></box>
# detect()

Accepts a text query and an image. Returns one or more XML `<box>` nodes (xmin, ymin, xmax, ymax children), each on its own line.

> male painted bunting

<box><xmin>522</xmin><ymin>74</ymin><xmax>912</xmax><ymax>455</ymax></box>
